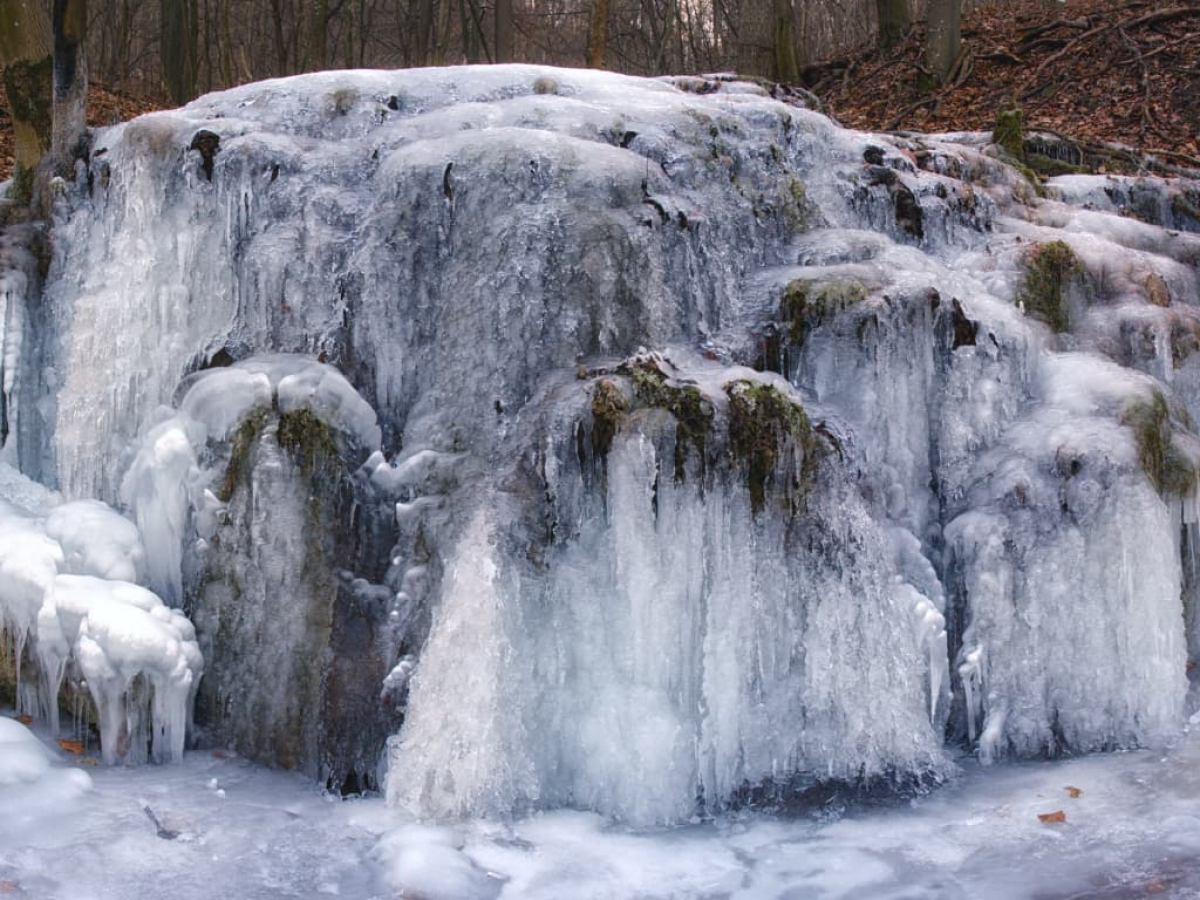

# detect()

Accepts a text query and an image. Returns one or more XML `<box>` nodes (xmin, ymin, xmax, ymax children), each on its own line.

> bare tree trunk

<box><xmin>219</xmin><ymin>0</ymin><xmax>234</xmax><ymax>85</ymax></box>
<box><xmin>494</xmin><ymin>0</ymin><xmax>512</xmax><ymax>62</ymax></box>
<box><xmin>875</xmin><ymin>0</ymin><xmax>909</xmax><ymax>50</ymax></box>
<box><xmin>434</xmin><ymin>0</ymin><xmax>453</xmax><ymax>63</ymax></box>
<box><xmin>772</xmin><ymin>0</ymin><xmax>798</xmax><ymax>83</ymax></box>
<box><xmin>161</xmin><ymin>0</ymin><xmax>197</xmax><ymax>104</ymax></box>
<box><xmin>52</xmin><ymin>0</ymin><xmax>88</xmax><ymax>177</ymax></box>
<box><xmin>414</xmin><ymin>0</ymin><xmax>434</xmax><ymax>64</ymax></box>
<box><xmin>585</xmin><ymin>0</ymin><xmax>609</xmax><ymax>67</ymax></box>
<box><xmin>270</xmin><ymin>0</ymin><xmax>288</xmax><ymax>75</ymax></box>
<box><xmin>0</xmin><ymin>0</ymin><xmax>54</xmax><ymax>200</ymax></box>
<box><xmin>924</xmin><ymin>0</ymin><xmax>959</xmax><ymax>86</ymax></box>
<box><xmin>304</xmin><ymin>0</ymin><xmax>329</xmax><ymax>71</ymax></box>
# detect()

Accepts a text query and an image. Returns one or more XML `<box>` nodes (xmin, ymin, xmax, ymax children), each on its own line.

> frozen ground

<box><xmin>5</xmin><ymin>710</ymin><xmax>1200</xmax><ymax>900</ymax></box>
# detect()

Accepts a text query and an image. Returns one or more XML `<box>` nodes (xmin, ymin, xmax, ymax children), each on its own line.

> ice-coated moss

<box><xmin>590</xmin><ymin>378</ymin><xmax>628</xmax><ymax>459</ymax></box>
<box><xmin>277</xmin><ymin>407</ymin><xmax>341</xmax><ymax>474</ymax></box>
<box><xmin>1120</xmin><ymin>389</ymin><xmax>1199</xmax><ymax>497</ymax></box>
<box><xmin>219</xmin><ymin>408</ymin><xmax>270</xmax><ymax>502</ymax></box>
<box><xmin>726</xmin><ymin>379</ymin><xmax>824</xmax><ymax>515</ymax></box>
<box><xmin>624</xmin><ymin>361</ymin><xmax>714</xmax><ymax>481</ymax></box>
<box><xmin>1017</xmin><ymin>241</ymin><xmax>1081</xmax><ymax>334</ymax></box>
<box><xmin>993</xmin><ymin>108</ymin><xmax>1024</xmax><ymax>162</ymax></box>
<box><xmin>781</xmin><ymin>277</ymin><xmax>868</xmax><ymax>346</ymax></box>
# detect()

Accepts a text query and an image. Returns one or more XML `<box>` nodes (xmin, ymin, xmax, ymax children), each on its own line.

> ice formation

<box><xmin>0</xmin><ymin>465</ymin><xmax>202</xmax><ymax>763</ymax></box>
<box><xmin>0</xmin><ymin>65</ymin><xmax>1198</xmax><ymax>824</ymax></box>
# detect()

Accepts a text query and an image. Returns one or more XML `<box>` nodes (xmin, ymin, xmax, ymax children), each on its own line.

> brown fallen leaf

<box><xmin>0</xmin><ymin>880</ymin><xmax>19</xmax><ymax>894</ymax></box>
<box><xmin>56</xmin><ymin>739</ymin><xmax>85</xmax><ymax>755</ymax></box>
<box><xmin>15</xmin><ymin>715</ymin><xmax>32</xmax><ymax>726</ymax></box>
<box><xmin>1065</xmin><ymin>786</ymin><xmax>1083</xmax><ymax>799</ymax></box>
<box><xmin>1038</xmin><ymin>810</ymin><xmax>1067</xmax><ymax>823</ymax></box>
<box><xmin>78</xmin><ymin>756</ymin><xmax>99</xmax><ymax>766</ymax></box>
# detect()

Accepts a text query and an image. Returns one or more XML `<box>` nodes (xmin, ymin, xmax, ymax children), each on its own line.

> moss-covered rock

<box><xmin>782</xmin><ymin>176</ymin><xmax>813</xmax><ymax>232</ymax></box>
<box><xmin>626</xmin><ymin>361</ymin><xmax>714</xmax><ymax>481</ymax></box>
<box><xmin>1017</xmin><ymin>240</ymin><xmax>1081</xmax><ymax>334</ymax></box>
<box><xmin>781</xmin><ymin>277</ymin><xmax>868</xmax><ymax>346</ymax></box>
<box><xmin>277</xmin><ymin>407</ymin><xmax>340</xmax><ymax>474</ymax></box>
<box><xmin>726</xmin><ymin>380</ymin><xmax>823</xmax><ymax>515</ymax></box>
<box><xmin>590</xmin><ymin>378</ymin><xmax>628</xmax><ymax>459</ymax></box>
<box><xmin>219</xmin><ymin>408</ymin><xmax>270</xmax><ymax>501</ymax></box>
<box><xmin>993</xmin><ymin>108</ymin><xmax>1024</xmax><ymax>162</ymax></box>
<box><xmin>1120</xmin><ymin>389</ymin><xmax>1200</xmax><ymax>497</ymax></box>
<box><xmin>1026</xmin><ymin>154</ymin><xmax>1087</xmax><ymax>178</ymax></box>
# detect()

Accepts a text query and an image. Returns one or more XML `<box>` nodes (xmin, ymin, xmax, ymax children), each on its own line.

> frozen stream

<box><xmin>5</xmin><ymin>710</ymin><xmax>1200</xmax><ymax>899</ymax></box>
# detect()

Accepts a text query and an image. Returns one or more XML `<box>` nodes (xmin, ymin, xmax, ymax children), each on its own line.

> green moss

<box><xmin>781</xmin><ymin>277</ymin><xmax>868</xmax><ymax>346</ymax></box>
<box><xmin>726</xmin><ymin>380</ymin><xmax>823</xmax><ymax>515</ymax></box>
<box><xmin>277</xmin><ymin>407</ymin><xmax>340</xmax><ymax>474</ymax></box>
<box><xmin>1121</xmin><ymin>389</ymin><xmax>1199</xmax><ymax>497</ymax></box>
<box><xmin>782</xmin><ymin>176</ymin><xmax>813</xmax><ymax>232</ymax></box>
<box><xmin>219</xmin><ymin>409</ymin><xmax>270</xmax><ymax>501</ymax></box>
<box><xmin>626</xmin><ymin>361</ymin><xmax>714</xmax><ymax>481</ymax></box>
<box><xmin>533</xmin><ymin>76</ymin><xmax>559</xmax><ymax>95</ymax></box>
<box><xmin>590</xmin><ymin>378</ymin><xmax>627</xmax><ymax>458</ymax></box>
<box><xmin>993</xmin><ymin>108</ymin><xmax>1024</xmax><ymax>162</ymax></box>
<box><xmin>1017</xmin><ymin>241</ymin><xmax>1080</xmax><ymax>334</ymax></box>
<box><xmin>1026</xmin><ymin>154</ymin><xmax>1086</xmax><ymax>178</ymax></box>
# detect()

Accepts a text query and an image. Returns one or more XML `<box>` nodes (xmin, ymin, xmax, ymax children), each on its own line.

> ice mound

<box><xmin>0</xmin><ymin>464</ymin><xmax>202</xmax><ymax>763</ymax></box>
<box><xmin>0</xmin><ymin>718</ymin><xmax>93</xmax><ymax>845</ymax></box>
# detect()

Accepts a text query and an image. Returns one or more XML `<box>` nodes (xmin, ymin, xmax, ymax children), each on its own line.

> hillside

<box><xmin>808</xmin><ymin>0</ymin><xmax>1200</xmax><ymax>169</ymax></box>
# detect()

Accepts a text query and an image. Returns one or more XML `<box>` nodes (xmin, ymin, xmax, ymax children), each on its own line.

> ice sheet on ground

<box><xmin>5</xmin><ymin>720</ymin><xmax>1200</xmax><ymax>899</ymax></box>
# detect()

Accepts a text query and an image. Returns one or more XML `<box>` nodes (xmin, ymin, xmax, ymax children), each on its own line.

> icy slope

<box><xmin>2</xmin><ymin>64</ymin><xmax>1198</xmax><ymax>822</ymax></box>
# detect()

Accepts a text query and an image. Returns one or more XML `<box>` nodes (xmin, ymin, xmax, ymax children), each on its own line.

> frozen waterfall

<box><xmin>1</xmin><ymin>65</ymin><xmax>1199</xmax><ymax>826</ymax></box>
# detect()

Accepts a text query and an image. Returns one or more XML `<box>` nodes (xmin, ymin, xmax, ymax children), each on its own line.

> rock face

<box><xmin>2</xmin><ymin>65</ymin><xmax>1199</xmax><ymax>822</ymax></box>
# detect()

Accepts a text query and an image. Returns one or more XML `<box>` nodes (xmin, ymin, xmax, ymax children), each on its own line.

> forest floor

<box><xmin>0</xmin><ymin>0</ymin><xmax>1197</xmax><ymax>181</ymax></box>
<box><xmin>807</xmin><ymin>0</ymin><xmax>1200</xmax><ymax>169</ymax></box>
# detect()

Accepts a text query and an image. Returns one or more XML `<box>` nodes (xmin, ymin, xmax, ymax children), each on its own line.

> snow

<box><xmin>6</xmin><ymin>718</ymin><xmax>1200</xmax><ymax>898</ymax></box>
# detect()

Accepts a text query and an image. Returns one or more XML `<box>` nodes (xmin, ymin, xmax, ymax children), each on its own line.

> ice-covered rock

<box><xmin>0</xmin><ymin>64</ymin><xmax>1195</xmax><ymax>819</ymax></box>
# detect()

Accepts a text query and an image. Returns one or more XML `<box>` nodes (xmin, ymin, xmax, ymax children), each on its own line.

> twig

<box><xmin>1018</xmin><ymin>18</ymin><xmax>1092</xmax><ymax>44</ymax></box>
<box><xmin>1116</xmin><ymin>24</ymin><xmax>1152</xmax><ymax>145</ymax></box>
<box><xmin>1118</xmin><ymin>31</ymin><xmax>1197</xmax><ymax>64</ymax></box>
<box><xmin>1144</xmin><ymin>147</ymin><xmax>1200</xmax><ymax>169</ymax></box>
<box><xmin>886</xmin><ymin>94</ymin><xmax>938</xmax><ymax>131</ymax></box>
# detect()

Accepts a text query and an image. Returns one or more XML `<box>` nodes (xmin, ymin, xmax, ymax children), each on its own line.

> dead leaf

<box><xmin>56</xmin><ymin>739</ymin><xmax>85</xmax><ymax>755</ymax></box>
<box><xmin>78</xmin><ymin>756</ymin><xmax>98</xmax><ymax>766</ymax></box>
<box><xmin>1065</xmin><ymin>786</ymin><xmax>1083</xmax><ymax>798</ymax></box>
<box><xmin>15</xmin><ymin>715</ymin><xmax>32</xmax><ymax>726</ymax></box>
<box><xmin>0</xmin><ymin>881</ymin><xmax>19</xmax><ymax>894</ymax></box>
<box><xmin>1038</xmin><ymin>810</ymin><xmax>1067</xmax><ymax>823</ymax></box>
